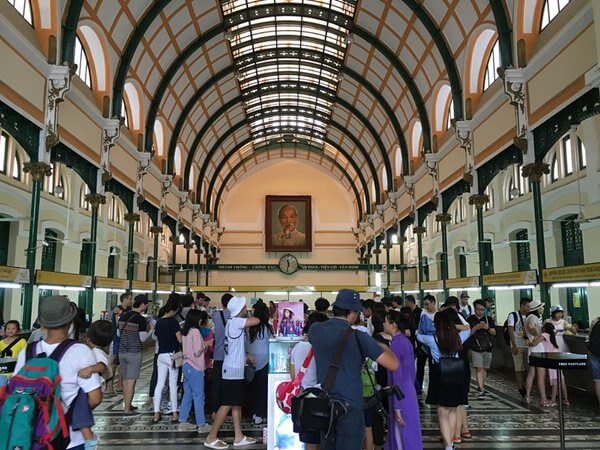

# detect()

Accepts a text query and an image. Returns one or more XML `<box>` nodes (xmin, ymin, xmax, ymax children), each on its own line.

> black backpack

<box><xmin>588</xmin><ymin>320</ymin><xmax>600</xmax><ymax>357</ymax></box>
<box><xmin>502</xmin><ymin>311</ymin><xmax>520</xmax><ymax>346</ymax></box>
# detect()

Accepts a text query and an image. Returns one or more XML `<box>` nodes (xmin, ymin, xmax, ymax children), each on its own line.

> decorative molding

<box><xmin>585</xmin><ymin>64</ymin><xmax>600</xmax><ymax>89</ymax></box>
<box><xmin>149</xmin><ymin>225</ymin><xmax>163</xmax><ymax>235</ymax></box>
<box><xmin>468</xmin><ymin>193</ymin><xmax>490</xmax><ymax>209</ymax></box>
<box><xmin>135</xmin><ymin>152</ymin><xmax>152</xmax><ymax>206</ymax></box>
<box><xmin>435</xmin><ymin>213</ymin><xmax>452</xmax><ymax>224</ymax></box>
<box><xmin>124</xmin><ymin>212</ymin><xmax>141</xmax><ymax>223</ymax></box>
<box><xmin>455</xmin><ymin>120</ymin><xmax>474</xmax><ymax>185</ymax></box>
<box><xmin>503</xmin><ymin>68</ymin><xmax>529</xmax><ymax>148</ymax></box>
<box><xmin>521</xmin><ymin>162</ymin><xmax>550</xmax><ymax>183</ymax></box>
<box><xmin>85</xmin><ymin>193</ymin><xmax>106</xmax><ymax>209</ymax></box>
<box><xmin>23</xmin><ymin>162</ymin><xmax>51</xmax><ymax>181</ymax></box>
<box><xmin>42</xmin><ymin>64</ymin><xmax>73</xmax><ymax>155</ymax></box>
<box><xmin>100</xmin><ymin>118</ymin><xmax>121</xmax><ymax>185</ymax></box>
<box><xmin>413</xmin><ymin>226</ymin><xmax>427</xmax><ymax>235</ymax></box>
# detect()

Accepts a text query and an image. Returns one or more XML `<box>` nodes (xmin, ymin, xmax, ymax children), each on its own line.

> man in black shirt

<box><xmin>467</xmin><ymin>299</ymin><xmax>496</xmax><ymax>398</ymax></box>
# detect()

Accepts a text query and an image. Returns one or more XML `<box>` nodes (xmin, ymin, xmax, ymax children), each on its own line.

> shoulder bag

<box><xmin>0</xmin><ymin>337</ymin><xmax>24</xmax><ymax>358</ymax></box>
<box><xmin>469</xmin><ymin>317</ymin><xmax>494</xmax><ymax>353</ymax></box>
<box><xmin>435</xmin><ymin>336</ymin><xmax>467</xmax><ymax>385</ymax></box>
<box><xmin>276</xmin><ymin>348</ymin><xmax>313</xmax><ymax>413</ymax></box>
<box><xmin>291</xmin><ymin>327</ymin><xmax>354</xmax><ymax>437</ymax></box>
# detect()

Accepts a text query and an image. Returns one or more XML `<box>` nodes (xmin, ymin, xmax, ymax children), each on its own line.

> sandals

<box><xmin>461</xmin><ymin>432</ymin><xmax>472</xmax><ymax>439</ymax></box>
<box><xmin>233</xmin><ymin>436</ymin><xmax>257</xmax><ymax>447</ymax></box>
<box><xmin>204</xmin><ymin>439</ymin><xmax>229</xmax><ymax>449</ymax></box>
<box><xmin>151</xmin><ymin>414</ymin><xmax>162</xmax><ymax>424</ymax></box>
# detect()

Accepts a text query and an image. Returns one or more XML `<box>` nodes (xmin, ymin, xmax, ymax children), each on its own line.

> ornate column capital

<box><xmin>23</xmin><ymin>162</ymin><xmax>52</xmax><ymax>181</ymax></box>
<box><xmin>149</xmin><ymin>225</ymin><xmax>162</xmax><ymax>235</ymax></box>
<box><xmin>468</xmin><ymin>194</ymin><xmax>490</xmax><ymax>209</ymax></box>
<box><xmin>435</xmin><ymin>213</ymin><xmax>452</xmax><ymax>225</ymax></box>
<box><xmin>521</xmin><ymin>162</ymin><xmax>549</xmax><ymax>183</ymax></box>
<box><xmin>382</xmin><ymin>242</ymin><xmax>393</xmax><ymax>250</ymax></box>
<box><xmin>372</xmin><ymin>249</ymin><xmax>382</xmax><ymax>255</ymax></box>
<box><xmin>124</xmin><ymin>212</ymin><xmax>141</xmax><ymax>224</ymax></box>
<box><xmin>413</xmin><ymin>226</ymin><xmax>427</xmax><ymax>235</ymax></box>
<box><xmin>85</xmin><ymin>193</ymin><xmax>106</xmax><ymax>209</ymax></box>
<box><xmin>183</xmin><ymin>243</ymin><xmax>195</xmax><ymax>250</ymax></box>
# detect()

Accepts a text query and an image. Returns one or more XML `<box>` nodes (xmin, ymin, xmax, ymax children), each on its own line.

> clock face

<box><xmin>278</xmin><ymin>254</ymin><xmax>299</xmax><ymax>274</ymax></box>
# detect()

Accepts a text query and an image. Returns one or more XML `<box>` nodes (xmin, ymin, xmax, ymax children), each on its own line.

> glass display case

<box><xmin>267</xmin><ymin>337</ymin><xmax>304</xmax><ymax>450</ymax></box>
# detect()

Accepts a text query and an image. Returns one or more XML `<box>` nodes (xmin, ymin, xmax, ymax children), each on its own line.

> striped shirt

<box><xmin>118</xmin><ymin>311</ymin><xmax>147</xmax><ymax>354</ymax></box>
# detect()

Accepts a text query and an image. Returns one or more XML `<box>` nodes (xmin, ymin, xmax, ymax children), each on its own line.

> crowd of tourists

<box><xmin>0</xmin><ymin>289</ymin><xmax>600</xmax><ymax>450</ymax></box>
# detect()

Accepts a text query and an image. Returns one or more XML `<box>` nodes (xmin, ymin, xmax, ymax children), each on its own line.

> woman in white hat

<box><xmin>523</xmin><ymin>299</ymin><xmax>550</xmax><ymax>406</ymax></box>
<box><xmin>545</xmin><ymin>304</ymin><xmax>577</xmax><ymax>353</ymax></box>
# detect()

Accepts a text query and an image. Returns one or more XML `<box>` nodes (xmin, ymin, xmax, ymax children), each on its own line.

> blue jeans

<box><xmin>321</xmin><ymin>405</ymin><xmax>365</xmax><ymax>450</ymax></box>
<box><xmin>179</xmin><ymin>363</ymin><xmax>206</xmax><ymax>425</ymax></box>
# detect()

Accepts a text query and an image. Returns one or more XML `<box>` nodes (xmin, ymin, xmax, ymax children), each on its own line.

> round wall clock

<box><xmin>278</xmin><ymin>254</ymin><xmax>299</xmax><ymax>275</ymax></box>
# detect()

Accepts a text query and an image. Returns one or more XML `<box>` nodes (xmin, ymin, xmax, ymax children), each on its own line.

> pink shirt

<box><xmin>182</xmin><ymin>328</ymin><xmax>206</xmax><ymax>372</ymax></box>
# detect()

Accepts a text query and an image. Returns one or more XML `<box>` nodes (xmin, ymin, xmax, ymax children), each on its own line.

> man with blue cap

<box><xmin>309</xmin><ymin>289</ymin><xmax>399</xmax><ymax>450</ymax></box>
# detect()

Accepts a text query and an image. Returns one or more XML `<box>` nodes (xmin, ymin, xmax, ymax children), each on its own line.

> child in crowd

<box><xmin>541</xmin><ymin>322</ymin><xmax>569</xmax><ymax>406</ymax></box>
<box><xmin>75</xmin><ymin>320</ymin><xmax>114</xmax><ymax>450</ymax></box>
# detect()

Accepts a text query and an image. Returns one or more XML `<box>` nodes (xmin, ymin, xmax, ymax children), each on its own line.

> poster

<box><xmin>277</xmin><ymin>301</ymin><xmax>304</xmax><ymax>338</ymax></box>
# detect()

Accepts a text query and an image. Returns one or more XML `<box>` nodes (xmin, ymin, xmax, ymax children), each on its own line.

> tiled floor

<box><xmin>95</xmin><ymin>349</ymin><xmax>600</xmax><ymax>449</ymax></box>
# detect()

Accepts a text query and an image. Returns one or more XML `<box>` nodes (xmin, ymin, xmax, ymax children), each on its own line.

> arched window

<box><xmin>80</xmin><ymin>184</ymin><xmax>91</xmax><ymax>211</ymax></box>
<box><xmin>411</xmin><ymin>122</ymin><xmax>422</xmax><ymax>158</ymax></box>
<box><xmin>484</xmin><ymin>185</ymin><xmax>494</xmax><ymax>211</ymax></box>
<box><xmin>153</xmin><ymin>120</ymin><xmax>165</xmax><ymax>156</ymax></box>
<box><xmin>0</xmin><ymin>132</ymin><xmax>8</xmax><ymax>173</ymax></box>
<box><xmin>446</xmin><ymin>98</ymin><xmax>455</xmax><ymax>130</ymax></box>
<box><xmin>394</xmin><ymin>146</ymin><xmax>402</xmax><ymax>176</ymax></box>
<box><xmin>551</xmin><ymin>153</ymin><xmax>559</xmax><ymax>182</ymax></box>
<box><xmin>578</xmin><ymin>138</ymin><xmax>587</xmax><ymax>169</ymax></box>
<box><xmin>123</xmin><ymin>82</ymin><xmax>141</xmax><ymax>130</ymax></box>
<box><xmin>507</xmin><ymin>164</ymin><xmax>529</xmax><ymax>201</ymax></box>
<box><xmin>8</xmin><ymin>0</ymin><xmax>32</xmax><ymax>25</ymax></box>
<box><xmin>108</xmin><ymin>196</ymin><xmax>123</xmax><ymax>225</ymax></box>
<box><xmin>450</xmin><ymin>196</ymin><xmax>467</xmax><ymax>224</ymax></box>
<box><xmin>121</xmin><ymin>99</ymin><xmax>129</xmax><ymax>129</ymax></box>
<box><xmin>46</xmin><ymin>163</ymin><xmax>66</xmax><ymax>199</ymax></box>
<box><xmin>74</xmin><ymin>36</ymin><xmax>92</xmax><ymax>88</ymax></box>
<box><xmin>381</xmin><ymin>167</ymin><xmax>388</xmax><ymax>193</ymax></box>
<box><xmin>174</xmin><ymin>145</ymin><xmax>182</xmax><ymax>176</ymax></box>
<box><xmin>12</xmin><ymin>152</ymin><xmax>21</xmax><ymax>181</ymax></box>
<box><xmin>189</xmin><ymin>165</ymin><xmax>195</xmax><ymax>190</ymax></box>
<box><xmin>541</xmin><ymin>0</ymin><xmax>571</xmax><ymax>30</ymax></box>
<box><xmin>483</xmin><ymin>40</ymin><xmax>500</xmax><ymax>91</ymax></box>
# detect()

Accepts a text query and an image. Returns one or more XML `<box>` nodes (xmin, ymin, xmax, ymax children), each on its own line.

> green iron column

<box><xmin>184</xmin><ymin>242</ymin><xmax>193</xmax><ymax>290</ymax></box>
<box><xmin>124</xmin><ymin>213</ymin><xmax>140</xmax><ymax>292</ymax></box>
<box><xmin>523</xmin><ymin>163</ymin><xmax>551</xmax><ymax>316</ymax></box>
<box><xmin>22</xmin><ymin>162</ymin><xmax>51</xmax><ymax>330</ymax></box>
<box><xmin>470</xmin><ymin>194</ymin><xmax>490</xmax><ymax>299</ymax></box>
<box><xmin>437</xmin><ymin>213</ymin><xmax>452</xmax><ymax>296</ymax></box>
<box><xmin>84</xmin><ymin>193</ymin><xmax>106</xmax><ymax>319</ymax></box>
<box><xmin>399</xmin><ymin>237</ymin><xmax>406</xmax><ymax>291</ymax></box>
<box><xmin>171</xmin><ymin>235</ymin><xmax>178</xmax><ymax>288</ymax></box>
<box><xmin>414</xmin><ymin>226</ymin><xmax>426</xmax><ymax>300</ymax></box>
<box><xmin>196</xmin><ymin>246</ymin><xmax>201</xmax><ymax>286</ymax></box>
<box><xmin>384</xmin><ymin>242</ymin><xmax>392</xmax><ymax>291</ymax></box>
<box><xmin>150</xmin><ymin>226</ymin><xmax>162</xmax><ymax>302</ymax></box>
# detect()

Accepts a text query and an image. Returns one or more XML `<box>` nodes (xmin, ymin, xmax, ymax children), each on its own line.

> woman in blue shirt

<box><xmin>417</xmin><ymin>309</ymin><xmax>472</xmax><ymax>450</ymax></box>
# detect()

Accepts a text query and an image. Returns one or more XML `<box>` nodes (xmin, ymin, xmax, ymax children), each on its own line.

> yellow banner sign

<box><xmin>36</xmin><ymin>270</ymin><xmax>92</xmax><ymax>287</ymax></box>
<box><xmin>445</xmin><ymin>276</ymin><xmax>480</xmax><ymax>289</ymax></box>
<box><xmin>543</xmin><ymin>262</ymin><xmax>600</xmax><ymax>283</ymax></box>
<box><xmin>0</xmin><ymin>266</ymin><xmax>29</xmax><ymax>283</ymax></box>
<box><xmin>190</xmin><ymin>286</ymin><xmax>230</xmax><ymax>292</ymax></box>
<box><xmin>403</xmin><ymin>282</ymin><xmax>419</xmax><ymax>291</ymax></box>
<box><xmin>483</xmin><ymin>270</ymin><xmax>537</xmax><ymax>286</ymax></box>
<box><xmin>156</xmin><ymin>283</ymin><xmax>174</xmax><ymax>292</ymax></box>
<box><xmin>131</xmin><ymin>280</ymin><xmax>154</xmax><ymax>291</ymax></box>
<box><xmin>421</xmin><ymin>280</ymin><xmax>443</xmax><ymax>290</ymax></box>
<box><xmin>95</xmin><ymin>277</ymin><xmax>128</xmax><ymax>289</ymax></box>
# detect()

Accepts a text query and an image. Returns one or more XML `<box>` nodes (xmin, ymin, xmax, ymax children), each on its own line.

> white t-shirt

<box><xmin>290</xmin><ymin>341</ymin><xmax>317</xmax><ymax>389</ymax></box>
<box><xmin>459</xmin><ymin>304</ymin><xmax>473</xmax><ymax>319</ymax></box>
<box><xmin>91</xmin><ymin>347</ymin><xmax>112</xmax><ymax>391</ymax></box>
<box><xmin>14</xmin><ymin>340</ymin><xmax>102</xmax><ymax>449</ymax></box>
<box><xmin>222</xmin><ymin>317</ymin><xmax>246</xmax><ymax>380</ymax></box>
<box><xmin>507</xmin><ymin>311</ymin><xmax>527</xmax><ymax>348</ymax></box>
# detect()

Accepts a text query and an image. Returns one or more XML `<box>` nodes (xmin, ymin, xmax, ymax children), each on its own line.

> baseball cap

<box><xmin>332</xmin><ymin>289</ymin><xmax>362</xmax><ymax>312</ymax></box>
<box><xmin>550</xmin><ymin>304</ymin><xmax>564</xmax><ymax>314</ymax></box>
<box><xmin>460</xmin><ymin>292</ymin><xmax>470</xmax><ymax>299</ymax></box>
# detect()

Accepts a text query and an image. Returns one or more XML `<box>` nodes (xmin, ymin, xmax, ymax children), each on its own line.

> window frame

<box><xmin>12</xmin><ymin>152</ymin><xmax>21</xmax><ymax>181</ymax></box>
<box><xmin>541</xmin><ymin>0</ymin><xmax>571</xmax><ymax>31</ymax></box>
<box><xmin>7</xmin><ymin>0</ymin><xmax>33</xmax><ymax>26</ymax></box>
<box><xmin>74</xmin><ymin>35</ymin><xmax>93</xmax><ymax>89</ymax></box>
<box><xmin>483</xmin><ymin>40</ymin><xmax>500</xmax><ymax>91</ymax></box>
<box><xmin>0</xmin><ymin>132</ymin><xmax>8</xmax><ymax>174</ymax></box>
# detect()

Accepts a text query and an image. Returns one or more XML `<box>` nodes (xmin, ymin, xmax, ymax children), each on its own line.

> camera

<box><xmin>363</xmin><ymin>385</ymin><xmax>404</xmax><ymax>432</ymax></box>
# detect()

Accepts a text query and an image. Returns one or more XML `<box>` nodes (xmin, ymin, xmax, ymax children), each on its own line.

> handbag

<box><xmin>291</xmin><ymin>328</ymin><xmax>353</xmax><ymax>437</ymax></box>
<box><xmin>435</xmin><ymin>337</ymin><xmax>467</xmax><ymax>385</ymax></box>
<box><xmin>469</xmin><ymin>317</ymin><xmax>494</xmax><ymax>352</ymax></box>
<box><xmin>171</xmin><ymin>351</ymin><xmax>183</xmax><ymax>368</ymax></box>
<box><xmin>244</xmin><ymin>363</ymin><xmax>256</xmax><ymax>384</ymax></box>
<box><xmin>276</xmin><ymin>348</ymin><xmax>313</xmax><ymax>413</ymax></box>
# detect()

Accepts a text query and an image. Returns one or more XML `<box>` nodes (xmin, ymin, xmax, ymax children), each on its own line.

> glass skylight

<box><xmin>220</xmin><ymin>0</ymin><xmax>356</xmax><ymax>147</ymax></box>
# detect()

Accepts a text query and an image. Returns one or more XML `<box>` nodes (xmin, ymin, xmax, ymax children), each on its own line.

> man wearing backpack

<box><xmin>588</xmin><ymin>316</ymin><xmax>600</xmax><ymax>412</ymax></box>
<box><xmin>11</xmin><ymin>295</ymin><xmax>102</xmax><ymax>449</ymax></box>
<box><xmin>458</xmin><ymin>292</ymin><xmax>473</xmax><ymax>319</ymax></box>
<box><xmin>467</xmin><ymin>299</ymin><xmax>496</xmax><ymax>399</ymax></box>
<box><xmin>506</xmin><ymin>298</ymin><xmax>530</xmax><ymax>397</ymax></box>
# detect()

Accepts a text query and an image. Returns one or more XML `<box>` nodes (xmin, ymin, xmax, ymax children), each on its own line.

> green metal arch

<box><xmin>111</xmin><ymin>0</ymin><xmax>171</xmax><ymax>118</ymax></box>
<box><xmin>51</xmin><ymin>143</ymin><xmax>98</xmax><ymax>193</ymax></box>
<box><xmin>398</xmin><ymin>0</ymin><xmax>463</xmax><ymax>121</ymax></box>
<box><xmin>60</xmin><ymin>0</ymin><xmax>84</xmax><ymax>65</ymax></box>
<box><xmin>175</xmin><ymin>89</ymin><xmax>392</xmax><ymax>191</ymax></box>
<box><xmin>211</xmin><ymin>143</ymin><xmax>364</xmax><ymax>218</ymax></box>
<box><xmin>489</xmin><ymin>0</ymin><xmax>514</xmax><ymax>69</ymax></box>
<box><xmin>191</xmin><ymin>117</ymin><xmax>380</xmax><ymax>207</ymax></box>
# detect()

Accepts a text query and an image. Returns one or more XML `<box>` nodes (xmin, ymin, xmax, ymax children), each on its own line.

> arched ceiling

<box><xmin>72</xmin><ymin>0</ymin><xmax>513</xmax><ymax>217</ymax></box>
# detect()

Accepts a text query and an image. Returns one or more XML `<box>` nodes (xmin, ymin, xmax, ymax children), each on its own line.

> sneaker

<box><xmin>482</xmin><ymin>390</ymin><xmax>490</xmax><ymax>396</ymax></box>
<box><xmin>253</xmin><ymin>416</ymin><xmax>264</xmax><ymax>425</ymax></box>
<box><xmin>178</xmin><ymin>422</ymin><xmax>197</xmax><ymax>431</ymax></box>
<box><xmin>477</xmin><ymin>390</ymin><xmax>486</xmax><ymax>399</ymax></box>
<box><xmin>197</xmin><ymin>423</ymin><xmax>212</xmax><ymax>434</ymax></box>
<box><xmin>84</xmin><ymin>436</ymin><xmax>99</xmax><ymax>450</ymax></box>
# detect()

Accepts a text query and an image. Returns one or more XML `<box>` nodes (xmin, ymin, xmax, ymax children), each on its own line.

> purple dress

<box><xmin>385</xmin><ymin>333</ymin><xmax>423</xmax><ymax>450</ymax></box>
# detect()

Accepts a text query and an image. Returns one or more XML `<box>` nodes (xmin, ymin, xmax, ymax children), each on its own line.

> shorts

<box><xmin>363</xmin><ymin>405</ymin><xmax>375</xmax><ymax>428</ymax></box>
<box><xmin>512</xmin><ymin>347</ymin><xmax>529</xmax><ymax>372</ymax></box>
<box><xmin>590</xmin><ymin>353</ymin><xmax>600</xmax><ymax>381</ymax></box>
<box><xmin>120</xmin><ymin>352</ymin><xmax>142</xmax><ymax>380</ymax></box>
<box><xmin>470</xmin><ymin>350</ymin><xmax>492</xmax><ymax>369</ymax></box>
<box><xmin>220</xmin><ymin>379</ymin><xmax>244</xmax><ymax>406</ymax></box>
